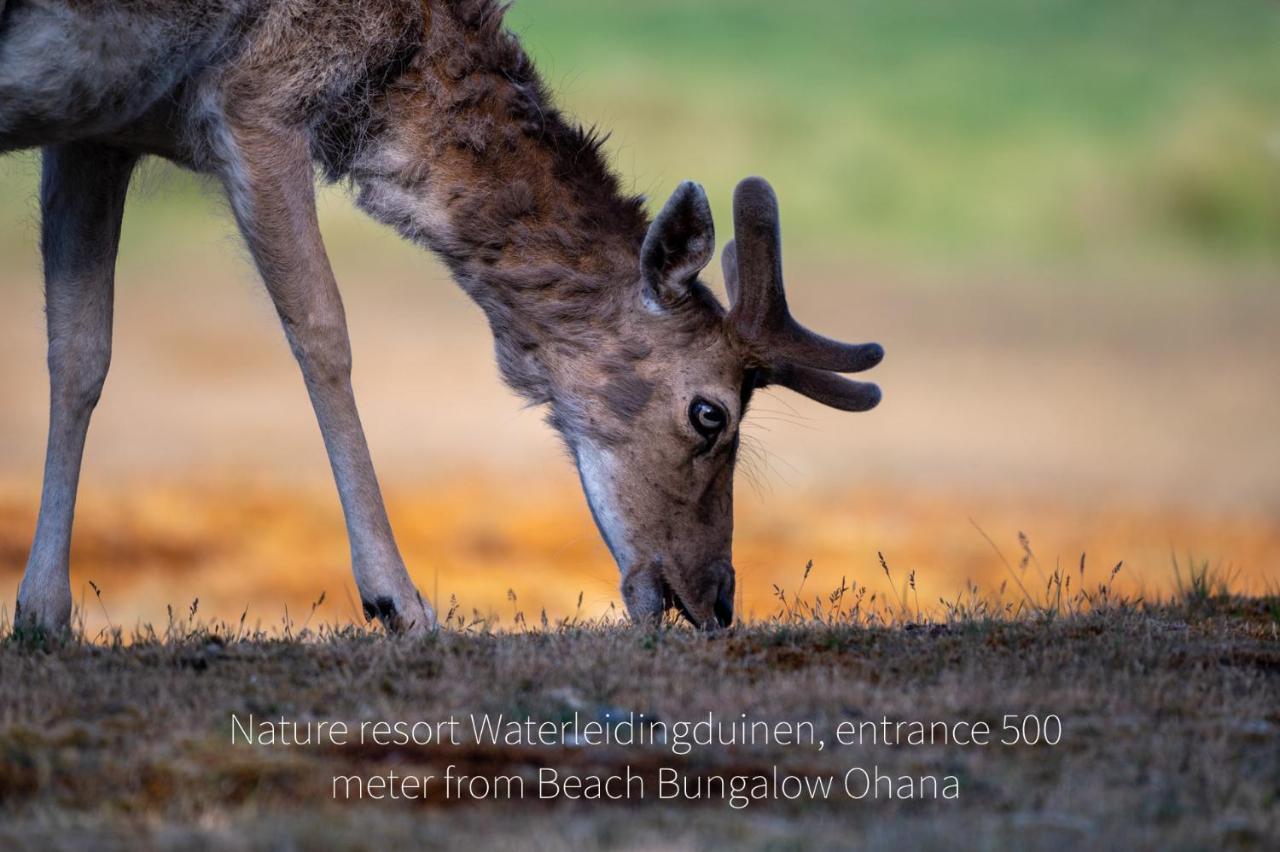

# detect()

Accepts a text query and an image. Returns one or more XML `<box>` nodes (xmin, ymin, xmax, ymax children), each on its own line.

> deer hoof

<box><xmin>362</xmin><ymin>592</ymin><xmax>436</xmax><ymax>635</ymax></box>
<box><xmin>14</xmin><ymin>580</ymin><xmax>73</xmax><ymax>636</ymax></box>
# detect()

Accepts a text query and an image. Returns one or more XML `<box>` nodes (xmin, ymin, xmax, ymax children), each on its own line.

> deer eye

<box><xmin>689</xmin><ymin>398</ymin><xmax>727</xmax><ymax>440</ymax></box>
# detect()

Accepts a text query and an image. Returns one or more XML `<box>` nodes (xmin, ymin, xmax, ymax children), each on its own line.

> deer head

<box><xmin>549</xmin><ymin>176</ymin><xmax>883</xmax><ymax>629</ymax></box>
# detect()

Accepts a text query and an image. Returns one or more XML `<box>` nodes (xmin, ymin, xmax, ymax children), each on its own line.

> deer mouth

<box><xmin>661</xmin><ymin>580</ymin><xmax>698</xmax><ymax>626</ymax></box>
<box><xmin>660</xmin><ymin>573</ymin><xmax>734</xmax><ymax>630</ymax></box>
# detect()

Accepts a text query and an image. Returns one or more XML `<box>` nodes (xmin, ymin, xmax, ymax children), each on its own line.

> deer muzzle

<box><xmin>622</xmin><ymin>559</ymin><xmax>735</xmax><ymax>630</ymax></box>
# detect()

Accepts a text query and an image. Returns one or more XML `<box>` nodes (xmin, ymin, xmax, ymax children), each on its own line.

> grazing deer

<box><xmin>1</xmin><ymin>0</ymin><xmax>882</xmax><ymax>633</ymax></box>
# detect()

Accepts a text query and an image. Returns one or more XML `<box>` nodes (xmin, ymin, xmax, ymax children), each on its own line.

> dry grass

<box><xmin>3</xmin><ymin>478</ymin><xmax>1278</xmax><ymax>638</ymax></box>
<box><xmin>2</xmin><ymin>570</ymin><xmax>1278</xmax><ymax>850</ymax></box>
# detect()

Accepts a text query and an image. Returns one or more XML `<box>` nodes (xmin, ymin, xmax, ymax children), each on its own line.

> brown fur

<box><xmin>2</xmin><ymin>0</ymin><xmax>882</xmax><ymax>633</ymax></box>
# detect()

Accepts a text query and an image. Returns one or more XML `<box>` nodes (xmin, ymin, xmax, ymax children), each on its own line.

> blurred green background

<box><xmin>506</xmin><ymin>0</ymin><xmax>1280</xmax><ymax>270</ymax></box>
<box><xmin>3</xmin><ymin>0</ymin><xmax>1278</xmax><ymax>273</ymax></box>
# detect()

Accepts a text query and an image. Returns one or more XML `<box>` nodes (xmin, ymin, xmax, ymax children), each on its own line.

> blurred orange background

<box><xmin>1</xmin><ymin>229</ymin><xmax>1275</xmax><ymax>631</ymax></box>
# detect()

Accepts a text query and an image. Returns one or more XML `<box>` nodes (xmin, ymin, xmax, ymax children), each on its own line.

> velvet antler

<box><xmin>723</xmin><ymin>177</ymin><xmax>883</xmax><ymax>411</ymax></box>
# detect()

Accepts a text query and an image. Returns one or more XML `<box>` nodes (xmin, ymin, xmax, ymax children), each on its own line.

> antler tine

<box><xmin>771</xmin><ymin>364</ymin><xmax>881</xmax><ymax>412</ymax></box>
<box><xmin>721</xmin><ymin>239</ymin><xmax>740</xmax><ymax>306</ymax></box>
<box><xmin>727</xmin><ymin>177</ymin><xmax>884</xmax><ymax>374</ymax></box>
<box><xmin>725</xmin><ymin>178</ymin><xmax>786</xmax><ymax>343</ymax></box>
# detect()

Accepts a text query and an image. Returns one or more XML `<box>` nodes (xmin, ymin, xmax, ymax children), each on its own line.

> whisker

<box><xmin>756</xmin><ymin>391</ymin><xmax>808</xmax><ymax>419</ymax></box>
<box><xmin>737</xmin><ymin>444</ymin><xmax>770</xmax><ymax>497</ymax></box>
<box><xmin>745</xmin><ymin>417</ymin><xmax>819</xmax><ymax>432</ymax></box>
<box><xmin>738</xmin><ymin>434</ymin><xmax>790</xmax><ymax>491</ymax></box>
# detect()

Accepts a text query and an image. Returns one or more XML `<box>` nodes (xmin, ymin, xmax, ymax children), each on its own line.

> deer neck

<box><xmin>348</xmin><ymin>11</ymin><xmax>648</xmax><ymax>401</ymax></box>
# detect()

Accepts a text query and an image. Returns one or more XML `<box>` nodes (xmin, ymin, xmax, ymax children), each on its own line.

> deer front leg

<box><xmin>217</xmin><ymin>119</ymin><xmax>434</xmax><ymax>633</ymax></box>
<box><xmin>16</xmin><ymin>143</ymin><xmax>135</xmax><ymax>633</ymax></box>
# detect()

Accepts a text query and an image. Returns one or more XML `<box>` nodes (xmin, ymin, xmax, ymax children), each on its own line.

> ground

<box><xmin>2</xmin><ymin>596</ymin><xmax>1277</xmax><ymax>850</ymax></box>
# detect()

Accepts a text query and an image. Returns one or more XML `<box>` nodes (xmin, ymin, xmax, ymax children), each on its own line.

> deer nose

<box><xmin>710</xmin><ymin>561</ymin><xmax>736</xmax><ymax>629</ymax></box>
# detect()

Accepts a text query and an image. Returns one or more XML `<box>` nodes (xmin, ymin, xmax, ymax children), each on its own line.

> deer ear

<box><xmin>640</xmin><ymin>181</ymin><xmax>715</xmax><ymax>307</ymax></box>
